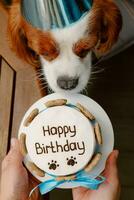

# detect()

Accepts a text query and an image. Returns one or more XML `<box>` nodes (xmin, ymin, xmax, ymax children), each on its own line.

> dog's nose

<box><xmin>57</xmin><ymin>76</ymin><xmax>79</xmax><ymax>90</ymax></box>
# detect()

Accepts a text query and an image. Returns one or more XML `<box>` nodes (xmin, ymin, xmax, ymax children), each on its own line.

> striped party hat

<box><xmin>21</xmin><ymin>0</ymin><xmax>93</xmax><ymax>30</ymax></box>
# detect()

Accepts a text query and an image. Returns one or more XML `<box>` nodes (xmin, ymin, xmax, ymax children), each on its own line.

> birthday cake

<box><xmin>19</xmin><ymin>98</ymin><xmax>103</xmax><ymax>180</ymax></box>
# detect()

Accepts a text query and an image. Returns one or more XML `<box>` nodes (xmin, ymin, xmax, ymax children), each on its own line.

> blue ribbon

<box><xmin>29</xmin><ymin>171</ymin><xmax>105</xmax><ymax>196</ymax></box>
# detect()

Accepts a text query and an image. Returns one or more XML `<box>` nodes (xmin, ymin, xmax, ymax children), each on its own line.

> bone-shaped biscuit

<box><xmin>45</xmin><ymin>99</ymin><xmax>67</xmax><ymax>108</ymax></box>
<box><xmin>56</xmin><ymin>174</ymin><xmax>76</xmax><ymax>181</ymax></box>
<box><xmin>76</xmin><ymin>103</ymin><xmax>95</xmax><ymax>120</ymax></box>
<box><xmin>94</xmin><ymin>123</ymin><xmax>103</xmax><ymax>145</ymax></box>
<box><xmin>24</xmin><ymin>108</ymin><xmax>39</xmax><ymax>126</ymax></box>
<box><xmin>19</xmin><ymin>133</ymin><xmax>28</xmax><ymax>156</ymax></box>
<box><xmin>84</xmin><ymin>153</ymin><xmax>102</xmax><ymax>172</ymax></box>
<box><xmin>27</xmin><ymin>161</ymin><xmax>45</xmax><ymax>177</ymax></box>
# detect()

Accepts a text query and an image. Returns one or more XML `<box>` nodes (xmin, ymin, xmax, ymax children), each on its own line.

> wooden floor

<box><xmin>50</xmin><ymin>46</ymin><xmax>134</xmax><ymax>200</ymax></box>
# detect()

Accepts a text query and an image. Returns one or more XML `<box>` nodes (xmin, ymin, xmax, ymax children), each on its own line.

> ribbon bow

<box><xmin>29</xmin><ymin>171</ymin><xmax>105</xmax><ymax>196</ymax></box>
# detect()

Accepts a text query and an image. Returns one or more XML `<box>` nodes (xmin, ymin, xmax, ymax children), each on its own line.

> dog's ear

<box><xmin>7</xmin><ymin>0</ymin><xmax>39</xmax><ymax>66</ymax></box>
<box><xmin>90</xmin><ymin>0</ymin><xmax>122</xmax><ymax>55</ymax></box>
<box><xmin>0</xmin><ymin>0</ymin><xmax>11</xmax><ymax>13</ymax></box>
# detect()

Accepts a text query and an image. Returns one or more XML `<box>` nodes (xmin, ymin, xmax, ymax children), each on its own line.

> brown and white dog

<box><xmin>0</xmin><ymin>1</ymin><xmax>122</xmax><ymax>199</ymax></box>
<box><xmin>3</xmin><ymin>0</ymin><xmax>122</xmax><ymax>95</ymax></box>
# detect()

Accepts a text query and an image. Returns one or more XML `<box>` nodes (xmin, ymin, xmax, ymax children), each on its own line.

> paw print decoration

<box><xmin>67</xmin><ymin>156</ymin><xmax>77</xmax><ymax>166</ymax></box>
<box><xmin>48</xmin><ymin>157</ymin><xmax>77</xmax><ymax>171</ymax></box>
<box><xmin>48</xmin><ymin>160</ymin><xmax>59</xmax><ymax>170</ymax></box>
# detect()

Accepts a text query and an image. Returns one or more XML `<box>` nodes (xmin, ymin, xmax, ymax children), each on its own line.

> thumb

<box><xmin>8</xmin><ymin>138</ymin><xmax>24</xmax><ymax>162</ymax></box>
<box><xmin>103</xmin><ymin>150</ymin><xmax>119</xmax><ymax>183</ymax></box>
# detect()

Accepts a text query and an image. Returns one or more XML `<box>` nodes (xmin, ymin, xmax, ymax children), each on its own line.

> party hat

<box><xmin>21</xmin><ymin>0</ymin><xmax>93</xmax><ymax>30</ymax></box>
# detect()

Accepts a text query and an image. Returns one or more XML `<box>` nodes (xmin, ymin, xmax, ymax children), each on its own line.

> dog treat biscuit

<box><xmin>24</xmin><ymin>108</ymin><xmax>39</xmax><ymax>127</ymax></box>
<box><xmin>56</xmin><ymin>175</ymin><xmax>76</xmax><ymax>181</ymax></box>
<box><xmin>76</xmin><ymin>103</ymin><xmax>95</xmax><ymax>120</ymax></box>
<box><xmin>19</xmin><ymin>133</ymin><xmax>27</xmax><ymax>156</ymax></box>
<box><xmin>94</xmin><ymin>123</ymin><xmax>103</xmax><ymax>145</ymax></box>
<box><xmin>45</xmin><ymin>99</ymin><xmax>67</xmax><ymax>108</ymax></box>
<box><xmin>27</xmin><ymin>161</ymin><xmax>45</xmax><ymax>177</ymax></box>
<box><xmin>84</xmin><ymin>153</ymin><xmax>102</xmax><ymax>172</ymax></box>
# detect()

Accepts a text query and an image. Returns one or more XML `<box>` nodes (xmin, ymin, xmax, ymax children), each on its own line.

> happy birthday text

<box><xmin>34</xmin><ymin>125</ymin><xmax>86</xmax><ymax>155</ymax></box>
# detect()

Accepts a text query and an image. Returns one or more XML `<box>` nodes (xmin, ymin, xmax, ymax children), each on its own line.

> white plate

<box><xmin>18</xmin><ymin>93</ymin><xmax>114</xmax><ymax>189</ymax></box>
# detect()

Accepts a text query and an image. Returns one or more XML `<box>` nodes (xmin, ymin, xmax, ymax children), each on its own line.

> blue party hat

<box><xmin>21</xmin><ymin>0</ymin><xmax>93</xmax><ymax>30</ymax></box>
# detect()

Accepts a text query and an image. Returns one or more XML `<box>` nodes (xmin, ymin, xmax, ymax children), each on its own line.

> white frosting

<box><xmin>26</xmin><ymin>105</ymin><xmax>95</xmax><ymax>176</ymax></box>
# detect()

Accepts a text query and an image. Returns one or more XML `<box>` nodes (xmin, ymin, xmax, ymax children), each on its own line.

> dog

<box><xmin>0</xmin><ymin>1</ymin><xmax>122</xmax><ymax>199</ymax></box>
<box><xmin>1</xmin><ymin>0</ymin><xmax>122</xmax><ymax>95</ymax></box>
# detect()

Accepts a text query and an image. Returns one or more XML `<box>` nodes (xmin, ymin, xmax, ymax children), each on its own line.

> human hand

<box><xmin>0</xmin><ymin>138</ymin><xmax>50</xmax><ymax>200</ymax></box>
<box><xmin>0</xmin><ymin>138</ymin><xmax>29</xmax><ymax>200</ymax></box>
<box><xmin>72</xmin><ymin>150</ymin><xmax>120</xmax><ymax>200</ymax></box>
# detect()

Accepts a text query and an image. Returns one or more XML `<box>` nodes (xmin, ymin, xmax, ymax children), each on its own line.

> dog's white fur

<box><xmin>40</xmin><ymin>13</ymin><xmax>92</xmax><ymax>94</ymax></box>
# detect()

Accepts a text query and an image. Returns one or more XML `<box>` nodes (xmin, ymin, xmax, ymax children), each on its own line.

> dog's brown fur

<box><xmin>7</xmin><ymin>0</ymin><xmax>122</xmax><ymax>66</ymax></box>
<box><xmin>7</xmin><ymin>0</ymin><xmax>59</xmax><ymax>66</ymax></box>
<box><xmin>73</xmin><ymin>0</ymin><xmax>122</xmax><ymax>57</ymax></box>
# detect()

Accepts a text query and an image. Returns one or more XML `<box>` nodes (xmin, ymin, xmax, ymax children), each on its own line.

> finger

<box><xmin>103</xmin><ymin>150</ymin><xmax>119</xmax><ymax>183</ymax></box>
<box><xmin>9</xmin><ymin>138</ymin><xmax>24</xmax><ymax>160</ymax></box>
<box><xmin>73</xmin><ymin>186</ymin><xmax>88</xmax><ymax>194</ymax></box>
<box><xmin>72</xmin><ymin>187</ymin><xmax>89</xmax><ymax>199</ymax></box>
<box><xmin>2</xmin><ymin>138</ymin><xmax>23</xmax><ymax>169</ymax></box>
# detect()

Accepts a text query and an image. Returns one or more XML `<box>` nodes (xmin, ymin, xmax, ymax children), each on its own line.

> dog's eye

<box><xmin>41</xmin><ymin>47</ymin><xmax>60</xmax><ymax>61</ymax></box>
<box><xmin>43</xmin><ymin>52</ymin><xmax>49</xmax><ymax>57</ymax></box>
<box><xmin>76</xmin><ymin>49</ymin><xmax>89</xmax><ymax>58</ymax></box>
